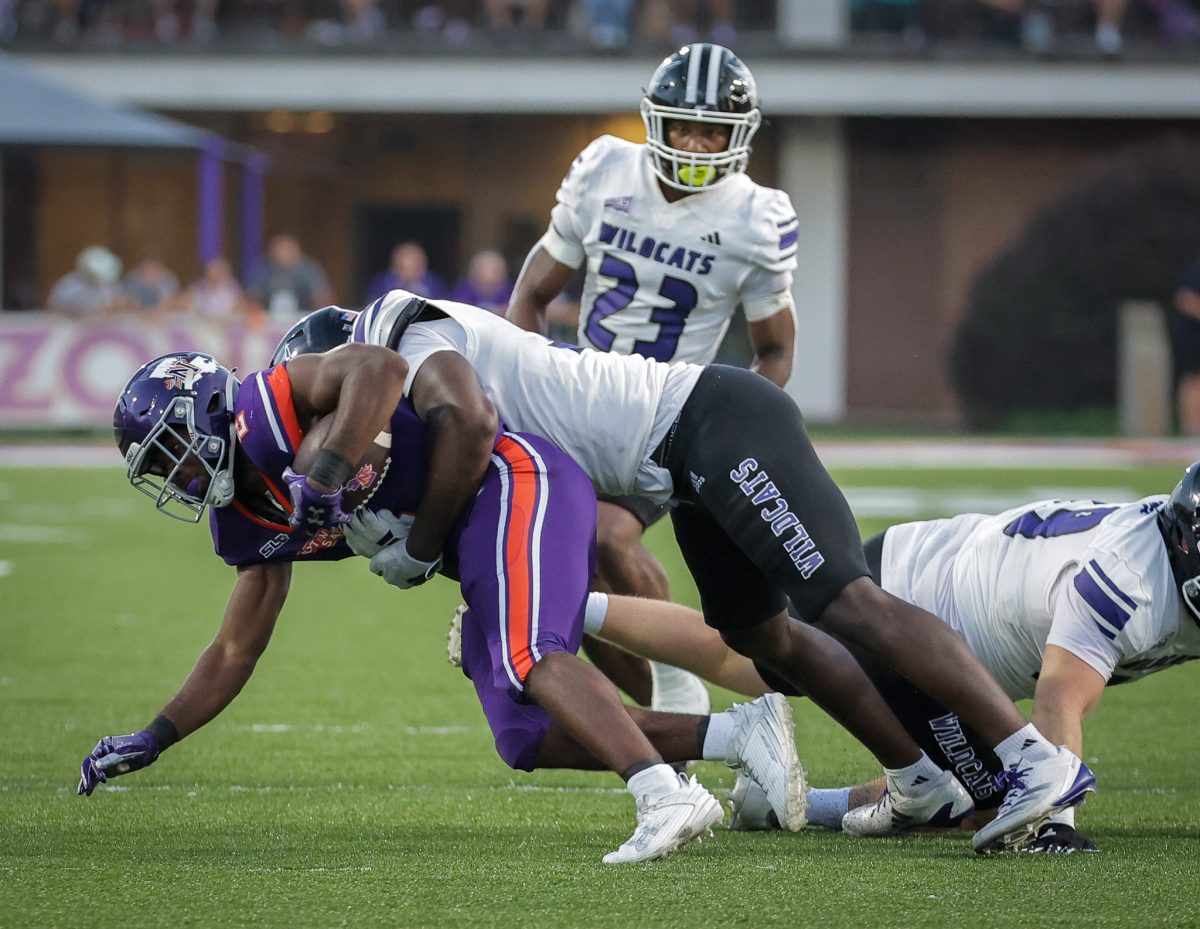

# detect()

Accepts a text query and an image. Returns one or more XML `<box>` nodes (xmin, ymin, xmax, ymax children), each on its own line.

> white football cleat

<box><xmin>650</xmin><ymin>662</ymin><xmax>711</xmax><ymax>716</ymax></box>
<box><xmin>447</xmin><ymin>603</ymin><xmax>466</xmax><ymax>667</ymax></box>
<box><xmin>972</xmin><ymin>746</ymin><xmax>1095</xmax><ymax>855</ymax></box>
<box><xmin>602</xmin><ymin>775</ymin><xmax>723</xmax><ymax>864</ymax></box>
<box><xmin>723</xmin><ymin>693</ymin><xmax>807</xmax><ymax>831</ymax></box>
<box><xmin>841</xmin><ymin>770</ymin><xmax>973</xmax><ymax>837</ymax></box>
<box><xmin>727</xmin><ymin>772</ymin><xmax>780</xmax><ymax>831</ymax></box>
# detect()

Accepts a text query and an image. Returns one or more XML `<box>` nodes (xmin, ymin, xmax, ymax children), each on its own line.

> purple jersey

<box><xmin>209</xmin><ymin>363</ymin><xmax>430</xmax><ymax>567</ymax></box>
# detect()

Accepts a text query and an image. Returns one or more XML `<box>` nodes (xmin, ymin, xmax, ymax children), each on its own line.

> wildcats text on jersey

<box><xmin>598</xmin><ymin>222</ymin><xmax>715</xmax><ymax>275</ymax></box>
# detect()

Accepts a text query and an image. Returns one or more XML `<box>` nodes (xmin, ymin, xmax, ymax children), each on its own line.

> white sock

<box><xmin>805</xmin><ymin>787</ymin><xmax>852</xmax><ymax>830</ymax></box>
<box><xmin>884</xmin><ymin>752</ymin><xmax>944</xmax><ymax>795</ymax></box>
<box><xmin>626</xmin><ymin>763</ymin><xmax>682</xmax><ymax>804</ymax></box>
<box><xmin>1045</xmin><ymin>807</ymin><xmax>1076</xmax><ymax>829</ymax></box>
<box><xmin>994</xmin><ymin>723</ymin><xmax>1056</xmax><ymax>768</ymax></box>
<box><xmin>583</xmin><ymin>591</ymin><xmax>609</xmax><ymax>636</ymax></box>
<box><xmin>701</xmin><ymin>712</ymin><xmax>735</xmax><ymax>761</ymax></box>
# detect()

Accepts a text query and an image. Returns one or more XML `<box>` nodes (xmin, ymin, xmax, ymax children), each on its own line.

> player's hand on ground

<box><xmin>1022</xmin><ymin>822</ymin><xmax>1099</xmax><ymax>854</ymax></box>
<box><xmin>368</xmin><ymin>541</ymin><xmax>442</xmax><ymax>590</ymax></box>
<box><xmin>77</xmin><ymin>731</ymin><xmax>160</xmax><ymax>796</ymax></box>
<box><xmin>344</xmin><ymin>508</ymin><xmax>414</xmax><ymax>558</ymax></box>
<box><xmin>283</xmin><ymin>468</ymin><xmax>351</xmax><ymax>535</ymax></box>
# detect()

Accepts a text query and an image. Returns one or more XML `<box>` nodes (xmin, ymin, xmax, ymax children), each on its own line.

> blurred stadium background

<box><xmin>3</xmin><ymin>0</ymin><xmax>1200</xmax><ymax>439</ymax></box>
<box><xmin>5</xmin><ymin>10</ymin><xmax>1200</xmax><ymax>923</ymax></box>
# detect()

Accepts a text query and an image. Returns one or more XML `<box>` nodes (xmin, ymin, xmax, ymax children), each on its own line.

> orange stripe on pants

<box><xmin>495</xmin><ymin>435</ymin><xmax>542</xmax><ymax>683</ymax></box>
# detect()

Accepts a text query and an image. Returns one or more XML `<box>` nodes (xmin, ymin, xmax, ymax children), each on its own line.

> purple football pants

<box><xmin>456</xmin><ymin>431</ymin><xmax>597</xmax><ymax>771</ymax></box>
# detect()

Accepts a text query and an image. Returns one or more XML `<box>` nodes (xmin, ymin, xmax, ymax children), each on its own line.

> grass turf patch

<box><xmin>2</xmin><ymin>464</ymin><xmax>1198</xmax><ymax>928</ymax></box>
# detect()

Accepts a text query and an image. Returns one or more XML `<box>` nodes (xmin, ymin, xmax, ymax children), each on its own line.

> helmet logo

<box><xmin>151</xmin><ymin>355</ymin><xmax>220</xmax><ymax>392</ymax></box>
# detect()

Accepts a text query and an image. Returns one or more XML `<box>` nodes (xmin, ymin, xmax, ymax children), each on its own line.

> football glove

<box><xmin>1022</xmin><ymin>822</ymin><xmax>1099</xmax><ymax>854</ymax></box>
<box><xmin>344</xmin><ymin>508</ymin><xmax>415</xmax><ymax>559</ymax></box>
<box><xmin>283</xmin><ymin>467</ymin><xmax>351</xmax><ymax>535</ymax></box>
<box><xmin>77</xmin><ymin>730</ymin><xmax>160</xmax><ymax>796</ymax></box>
<box><xmin>369</xmin><ymin>541</ymin><xmax>442</xmax><ymax>590</ymax></box>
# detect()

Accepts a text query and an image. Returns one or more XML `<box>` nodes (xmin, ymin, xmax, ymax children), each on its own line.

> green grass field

<box><xmin>3</xmin><ymin>461</ymin><xmax>1199</xmax><ymax>928</ymax></box>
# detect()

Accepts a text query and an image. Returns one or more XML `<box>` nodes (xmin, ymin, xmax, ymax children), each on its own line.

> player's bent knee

<box><xmin>817</xmin><ymin>576</ymin><xmax>896</xmax><ymax>640</ymax></box>
<box><xmin>492</xmin><ymin>723</ymin><xmax>545</xmax><ymax>772</ymax></box>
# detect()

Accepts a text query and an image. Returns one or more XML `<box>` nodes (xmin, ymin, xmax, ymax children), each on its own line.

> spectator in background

<box><xmin>364</xmin><ymin>241</ymin><xmax>447</xmax><ymax>304</ymax></box>
<box><xmin>182</xmin><ymin>256</ymin><xmax>249</xmax><ymax>323</ymax></box>
<box><xmin>451</xmin><ymin>249</ymin><xmax>513</xmax><ymax>315</ymax></box>
<box><xmin>483</xmin><ymin>0</ymin><xmax>548</xmax><ymax>36</ymax></box>
<box><xmin>579</xmin><ymin>0</ymin><xmax>635</xmax><ymax>48</ymax></box>
<box><xmin>306</xmin><ymin>0</ymin><xmax>384</xmax><ymax>45</ymax></box>
<box><xmin>47</xmin><ymin>246</ymin><xmax>127</xmax><ymax>319</ymax></box>
<box><xmin>975</xmin><ymin>0</ymin><xmax>1127</xmax><ymax>54</ymax></box>
<box><xmin>668</xmin><ymin>0</ymin><xmax>736</xmax><ymax>46</ymax></box>
<box><xmin>412</xmin><ymin>2</ymin><xmax>474</xmax><ymax>45</ymax></box>
<box><xmin>123</xmin><ymin>257</ymin><xmax>181</xmax><ymax>314</ymax></box>
<box><xmin>1172</xmin><ymin>257</ymin><xmax>1200</xmax><ymax>436</ymax></box>
<box><xmin>246</xmin><ymin>233</ymin><xmax>333</xmax><ymax>321</ymax></box>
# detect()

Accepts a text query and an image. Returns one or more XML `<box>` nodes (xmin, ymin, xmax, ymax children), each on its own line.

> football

<box><xmin>292</xmin><ymin>414</ymin><xmax>392</xmax><ymax>513</ymax></box>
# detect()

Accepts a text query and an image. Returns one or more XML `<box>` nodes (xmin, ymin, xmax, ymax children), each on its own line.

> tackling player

<box><xmin>579</xmin><ymin>482</ymin><xmax>1200</xmax><ymax>852</ymax></box>
<box><xmin>347</xmin><ymin>288</ymin><xmax>1095</xmax><ymax>853</ymax></box>
<box><xmin>75</xmin><ymin>345</ymin><xmax>808</xmax><ymax>865</ymax></box>
<box><xmin>507</xmin><ymin>43</ymin><xmax>796</xmax><ymax>716</ymax></box>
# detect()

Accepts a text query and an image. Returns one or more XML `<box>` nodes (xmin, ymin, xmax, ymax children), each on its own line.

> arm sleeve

<box><xmin>397</xmin><ymin>319</ymin><xmax>471</xmax><ymax>396</ymax></box>
<box><xmin>538</xmin><ymin>222</ymin><xmax>585</xmax><ymax>270</ymax></box>
<box><xmin>749</xmin><ymin>188</ymin><xmax>800</xmax><ymax>276</ymax></box>
<box><xmin>1046</xmin><ymin>551</ymin><xmax>1156</xmax><ymax>682</ymax></box>
<box><xmin>542</xmin><ymin>138</ymin><xmax>613</xmax><ymax>269</ymax></box>
<box><xmin>740</xmin><ymin>266</ymin><xmax>796</xmax><ymax>323</ymax></box>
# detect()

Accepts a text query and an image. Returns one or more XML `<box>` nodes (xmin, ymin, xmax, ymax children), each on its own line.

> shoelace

<box><xmin>994</xmin><ymin>763</ymin><xmax>1031</xmax><ymax>813</ymax></box>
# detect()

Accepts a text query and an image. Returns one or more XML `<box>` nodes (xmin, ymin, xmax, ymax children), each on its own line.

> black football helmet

<box><xmin>1157</xmin><ymin>459</ymin><xmax>1200</xmax><ymax>623</ymax></box>
<box><xmin>270</xmin><ymin>306</ymin><xmax>359</xmax><ymax>366</ymax></box>
<box><xmin>640</xmin><ymin>43</ymin><xmax>762</xmax><ymax>192</ymax></box>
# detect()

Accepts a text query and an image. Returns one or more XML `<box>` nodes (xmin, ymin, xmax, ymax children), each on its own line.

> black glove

<box><xmin>1022</xmin><ymin>822</ymin><xmax>1099</xmax><ymax>854</ymax></box>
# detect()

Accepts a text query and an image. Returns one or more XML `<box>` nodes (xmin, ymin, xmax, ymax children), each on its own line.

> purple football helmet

<box><xmin>113</xmin><ymin>352</ymin><xmax>240</xmax><ymax>522</ymax></box>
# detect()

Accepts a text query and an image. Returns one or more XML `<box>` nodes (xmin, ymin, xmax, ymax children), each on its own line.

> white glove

<box><xmin>369</xmin><ymin>542</ymin><xmax>443</xmax><ymax>590</ymax></box>
<box><xmin>344</xmin><ymin>508</ymin><xmax>414</xmax><ymax>558</ymax></box>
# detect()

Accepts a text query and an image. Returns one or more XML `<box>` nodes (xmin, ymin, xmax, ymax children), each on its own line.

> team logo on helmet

<box><xmin>151</xmin><ymin>355</ymin><xmax>220</xmax><ymax>392</ymax></box>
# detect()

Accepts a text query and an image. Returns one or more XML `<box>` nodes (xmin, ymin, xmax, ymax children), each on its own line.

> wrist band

<box><xmin>144</xmin><ymin>714</ymin><xmax>180</xmax><ymax>751</ymax></box>
<box><xmin>308</xmin><ymin>449</ymin><xmax>354</xmax><ymax>490</ymax></box>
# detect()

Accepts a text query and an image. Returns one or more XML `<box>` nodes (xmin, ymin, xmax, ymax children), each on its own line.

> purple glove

<box><xmin>77</xmin><ymin>730</ymin><xmax>160</xmax><ymax>796</ymax></box>
<box><xmin>283</xmin><ymin>467</ymin><xmax>350</xmax><ymax>534</ymax></box>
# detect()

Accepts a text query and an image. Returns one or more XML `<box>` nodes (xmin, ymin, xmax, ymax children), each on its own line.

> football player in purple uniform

<box><xmin>75</xmin><ymin>343</ymin><xmax>808</xmax><ymax>865</ymax></box>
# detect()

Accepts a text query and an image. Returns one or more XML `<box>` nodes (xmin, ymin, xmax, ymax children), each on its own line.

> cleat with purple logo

<box><xmin>972</xmin><ymin>747</ymin><xmax>1096</xmax><ymax>854</ymax></box>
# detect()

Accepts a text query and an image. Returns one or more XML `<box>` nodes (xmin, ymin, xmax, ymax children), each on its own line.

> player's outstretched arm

<box><xmin>508</xmin><ymin>247</ymin><xmax>575</xmax><ymax>335</ymax></box>
<box><xmin>78</xmin><ymin>562</ymin><xmax>291</xmax><ymax>795</ymax></box>
<box><xmin>599</xmin><ymin>595</ymin><xmax>771</xmax><ymax>698</ymax></box>
<box><xmin>747</xmin><ymin>304</ymin><xmax>796</xmax><ymax>389</ymax></box>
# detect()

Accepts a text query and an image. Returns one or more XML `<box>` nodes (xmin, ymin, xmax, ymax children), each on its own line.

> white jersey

<box><xmin>351</xmin><ymin>289</ymin><xmax>703</xmax><ymax>502</ymax></box>
<box><xmin>541</xmin><ymin>135</ymin><xmax>798</xmax><ymax>365</ymax></box>
<box><xmin>881</xmin><ymin>497</ymin><xmax>1200</xmax><ymax>701</ymax></box>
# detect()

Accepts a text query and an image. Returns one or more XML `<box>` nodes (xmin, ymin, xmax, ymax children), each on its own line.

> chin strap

<box><xmin>1183</xmin><ymin>576</ymin><xmax>1200</xmax><ymax>626</ymax></box>
<box><xmin>209</xmin><ymin>471</ymin><xmax>236</xmax><ymax>508</ymax></box>
<box><xmin>209</xmin><ymin>411</ymin><xmax>240</xmax><ymax>509</ymax></box>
